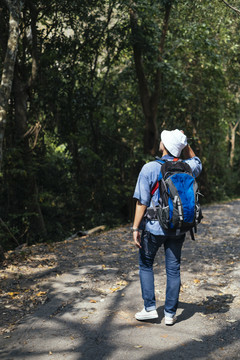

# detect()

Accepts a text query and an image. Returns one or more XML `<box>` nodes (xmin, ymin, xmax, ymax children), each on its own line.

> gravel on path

<box><xmin>0</xmin><ymin>200</ymin><xmax>240</xmax><ymax>359</ymax></box>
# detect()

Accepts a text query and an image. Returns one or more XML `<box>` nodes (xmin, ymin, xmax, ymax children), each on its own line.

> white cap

<box><xmin>161</xmin><ymin>129</ymin><xmax>187</xmax><ymax>157</ymax></box>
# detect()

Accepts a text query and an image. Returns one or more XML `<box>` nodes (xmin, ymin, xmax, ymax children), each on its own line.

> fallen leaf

<box><xmin>116</xmin><ymin>280</ymin><xmax>128</xmax><ymax>286</ymax></box>
<box><xmin>194</xmin><ymin>279</ymin><xmax>201</xmax><ymax>284</ymax></box>
<box><xmin>7</xmin><ymin>292</ymin><xmax>20</xmax><ymax>296</ymax></box>
<box><xmin>226</xmin><ymin>319</ymin><xmax>237</xmax><ymax>323</ymax></box>
<box><xmin>110</xmin><ymin>287</ymin><xmax>121</xmax><ymax>292</ymax></box>
<box><xmin>192</xmin><ymin>338</ymin><xmax>203</xmax><ymax>342</ymax></box>
<box><xmin>36</xmin><ymin>291</ymin><xmax>47</xmax><ymax>297</ymax></box>
<box><xmin>90</xmin><ymin>299</ymin><xmax>97</xmax><ymax>303</ymax></box>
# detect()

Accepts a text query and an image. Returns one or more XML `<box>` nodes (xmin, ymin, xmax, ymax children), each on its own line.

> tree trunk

<box><xmin>144</xmin><ymin>113</ymin><xmax>159</xmax><ymax>155</ymax></box>
<box><xmin>230</xmin><ymin>120</ymin><xmax>239</xmax><ymax>167</ymax></box>
<box><xmin>130</xmin><ymin>1</ymin><xmax>172</xmax><ymax>155</ymax></box>
<box><xmin>3</xmin><ymin>2</ymin><xmax>47</xmax><ymax>242</ymax></box>
<box><xmin>12</xmin><ymin>73</ymin><xmax>47</xmax><ymax>238</ymax></box>
<box><xmin>0</xmin><ymin>0</ymin><xmax>23</xmax><ymax>171</ymax></box>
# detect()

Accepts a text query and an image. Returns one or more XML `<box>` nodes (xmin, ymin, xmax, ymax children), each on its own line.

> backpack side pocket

<box><xmin>157</xmin><ymin>205</ymin><xmax>170</xmax><ymax>230</ymax></box>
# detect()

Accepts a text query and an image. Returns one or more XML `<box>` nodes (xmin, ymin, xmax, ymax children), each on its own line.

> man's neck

<box><xmin>162</xmin><ymin>149</ymin><xmax>169</xmax><ymax>156</ymax></box>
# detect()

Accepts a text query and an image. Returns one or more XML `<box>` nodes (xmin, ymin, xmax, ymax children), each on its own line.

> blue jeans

<box><xmin>139</xmin><ymin>230</ymin><xmax>185</xmax><ymax>317</ymax></box>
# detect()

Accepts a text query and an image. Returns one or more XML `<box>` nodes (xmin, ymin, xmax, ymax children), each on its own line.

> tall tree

<box><xmin>130</xmin><ymin>0</ymin><xmax>173</xmax><ymax>155</ymax></box>
<box><xmin>0</xmin><ymin>0</ymin><xmax>23</xmax><ymax>171</ymax></box>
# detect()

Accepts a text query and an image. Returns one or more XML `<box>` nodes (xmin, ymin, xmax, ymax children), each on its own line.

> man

<box><xmin>132</xmin><ymin>129</ymin><xmax>202</xmax><ymax>325</ymax></box>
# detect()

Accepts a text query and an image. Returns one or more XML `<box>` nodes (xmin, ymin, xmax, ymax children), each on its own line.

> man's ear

<box><xmin>159</xmin><ymin>141</ymin><xmax>164</xmax><ymax>152</ymax></box>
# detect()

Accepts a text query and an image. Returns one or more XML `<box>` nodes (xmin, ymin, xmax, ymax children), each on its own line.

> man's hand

<box><xmin>132</xmin><ymin>201</ymin><xmax>147</xmax><ymax>249</ymax></box>
<box><xmin>133</xmin><ymin>230</ymin><xmax>141</xmax><ymax>248</ymax></box>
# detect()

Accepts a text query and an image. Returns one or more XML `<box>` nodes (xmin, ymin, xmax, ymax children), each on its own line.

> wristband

<box><xmin>131</xmin><ymin>227</ymin><xmax>139</xmax><ymax>232</ymax></box>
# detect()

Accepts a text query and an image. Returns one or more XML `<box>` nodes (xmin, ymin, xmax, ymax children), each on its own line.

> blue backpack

<box><xmin>146</xmin><ymin>158</ymin><xmax>202</xmax><ymax>239</ymax></box>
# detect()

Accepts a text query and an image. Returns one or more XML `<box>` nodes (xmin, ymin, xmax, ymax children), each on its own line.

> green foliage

<box><xmin>1</xmin><ymin>0</ymin><xmax>240</xmax><ymax>250</ymax></box>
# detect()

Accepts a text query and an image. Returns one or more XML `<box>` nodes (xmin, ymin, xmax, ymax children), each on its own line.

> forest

<box><xmin>0</xmin><ymin>0</ymin><xmax>240</xmax><ymax>251</ymax></box>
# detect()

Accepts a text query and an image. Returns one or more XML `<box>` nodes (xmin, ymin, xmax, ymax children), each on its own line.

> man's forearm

<box><xmin>182</xmin><ymin>144</ymin><xmax>196</xmax><ymax>159</ymax></box>
<box><xmin>132</xmin><ymin>200</ymin><xmax>147</xmax><ymax>249</ymax></box>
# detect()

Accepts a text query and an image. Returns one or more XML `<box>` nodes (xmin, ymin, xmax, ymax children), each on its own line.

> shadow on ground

<box><xmin>1</xmin><ymin>200</ymin><xmax>240</xmax><ymax>359</ymax></box>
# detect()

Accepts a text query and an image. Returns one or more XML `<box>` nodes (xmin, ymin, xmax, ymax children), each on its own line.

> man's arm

<box><xmin>132</xmin><ymin>200</ymin><xmax>147</xmax><ymax>248</ymax></box>
<box><xmin>182</xmin><ymin>143</ymin><xmax>202</xmax><ymax>177</ymax></box>
<box><xmin>182</xmin><ymin>144</ymin><xmax>196</xmax><ymax>159</ymax></box>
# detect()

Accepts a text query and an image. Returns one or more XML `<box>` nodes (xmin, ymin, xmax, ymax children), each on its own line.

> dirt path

<box><xmin>0</xmin><ymin>200</ymin><xmax>240</xmax><ymax>359</ymax></box>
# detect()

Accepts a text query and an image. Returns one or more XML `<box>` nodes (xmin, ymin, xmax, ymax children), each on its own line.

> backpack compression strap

<box><xmin>151</xmin><ymin>157</ymin><xmax>179</xmax><ymax>196</ymax></box>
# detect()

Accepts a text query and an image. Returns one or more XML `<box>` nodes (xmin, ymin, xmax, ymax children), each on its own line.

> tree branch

<box><xmin>220</xmin><ymin>0</ymin><xmax>240</xmax><ymax>15</ymax></box>
<box><xmin>0</xmin><ymin>217</ymin><xmax>19</xmax><ymax>245</ymax></box>
<box><xmin>233</xmin><ymin>119</ymin><xmax>240</xmax><ymax>131</ymax></box>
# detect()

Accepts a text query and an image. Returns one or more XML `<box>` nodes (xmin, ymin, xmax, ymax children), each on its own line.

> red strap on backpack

<box><xmin>151</xmin><ymin>182</ymin><xmax>159</xmax><ymax>196</ymax></box>
<box><xmin>150</xmin><ymin>157</ymin><xmax>179</xmax><ymax>196</ymax></box>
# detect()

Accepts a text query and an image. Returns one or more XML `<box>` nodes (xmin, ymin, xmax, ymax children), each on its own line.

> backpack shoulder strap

<box><xmin>151</xmin><ymin>157</ymin><xmax>181</xmax><ymax>196</ymax></box>
<box><xmin>151</xmin><ymin>158</ymin><xmax>166</xmax><ymax>196</ymax></box>
<box><xmin>155</xmin><ymin>157</ymin><xmax>165</xmax><ymax>165</ymax></box>
<box><xmin>156</xmin><ymin>156</ymin><xmax>180</xmax><ymax>163</ymax></box>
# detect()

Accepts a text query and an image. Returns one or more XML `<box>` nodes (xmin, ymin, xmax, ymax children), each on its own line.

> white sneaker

<box><xmin>165</xmin><ymin>315</ymin><xmax>177</xmax><ymax>325</ymax></box>
<box><xmin>135</xmin><ymin>308</ymin><xmax>158</xmax><ymax>321</ymax></box>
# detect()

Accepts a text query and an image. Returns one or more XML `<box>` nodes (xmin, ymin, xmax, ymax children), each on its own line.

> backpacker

<box><xmin>145</xmin><ymin>157</ymin><xmax>203</xmax><ymax>239</ymax></box>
